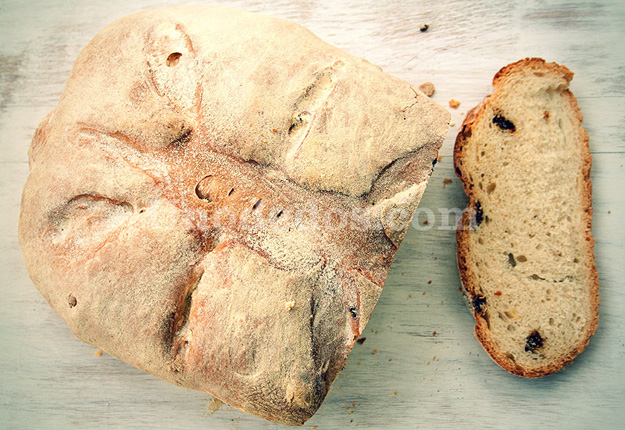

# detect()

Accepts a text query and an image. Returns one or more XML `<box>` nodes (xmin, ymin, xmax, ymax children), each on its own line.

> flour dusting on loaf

<box><xmin>19</xmin><ymin>5</ymin><xmax>449</xmax><ymax>425</ymax></box>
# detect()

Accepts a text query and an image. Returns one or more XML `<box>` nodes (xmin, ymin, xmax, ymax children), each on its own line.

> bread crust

<box><xmin>454</xmin><ymin>58</ymin><xmax>599</xmax><ymax>378</ymax></box>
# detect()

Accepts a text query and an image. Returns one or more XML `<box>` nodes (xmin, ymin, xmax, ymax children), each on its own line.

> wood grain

<box><xmin>1</xmin><ymin>0</ymin><xmax>624</xmax><ymax>429</ymax></box>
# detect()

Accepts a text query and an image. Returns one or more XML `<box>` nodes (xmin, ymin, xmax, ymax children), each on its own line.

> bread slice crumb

<box><xmin>418</xmin><ymin>82</ymin><xmax>435</xmax><ymax>97</ymax></box>
<box><xmin>449</xmin><ymin>99</ymin><xmax>461</xmax><ymax>109</ymax></box>
<box><xmin>454</xmin><ymin>57</ymin><xmax>599</xmax><ymax>378</ymax></box>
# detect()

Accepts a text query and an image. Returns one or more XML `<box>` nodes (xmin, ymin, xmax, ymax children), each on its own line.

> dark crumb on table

<box><xmin>420</xmin><ymin>24</ymin><xmax>429</xmax><ymax>32</ymax></box>
<box><xmin>433</xmin><ymin>331</ymin><xmax>437</xmax><ymax>336</ymax></box>
<box><xmin>423</xmin><ymin>219</ymin><xmax>429</xmax><ymax>225</ymax></box>
<box><xmin>372</xmin><ymin>349</ymin><xmax>377</xmax><ymax>354</ymax></box>
<box><xmin>356</xmin><ymin>337</ymin><xmax>367</xmax><ymax>344</ymax></box>
<box><xmin>428</xmin><ymin>280</ymin><xmax>432</xmax><ymax>284</ymax></box>
<box><xmin>94</xmin><ymin>349</ymin><xmax>103</xmax><ymax>357</ymax></box>
<box><xmin>443</xmin><ymin>178</ymin><xmax>453</xmax><ymax>188</ymax></box>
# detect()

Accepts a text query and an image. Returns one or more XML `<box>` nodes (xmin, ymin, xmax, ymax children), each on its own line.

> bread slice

<box><xmin>454</xmin><ymin>58</ymin><xmax>599</xmax><ymax>377</ymax></box>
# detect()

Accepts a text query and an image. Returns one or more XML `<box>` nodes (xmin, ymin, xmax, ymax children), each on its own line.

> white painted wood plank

<box><xmin>1</xmin><ymin>0</ymin><xmax>624</xmax><ymax>429</ymax></box>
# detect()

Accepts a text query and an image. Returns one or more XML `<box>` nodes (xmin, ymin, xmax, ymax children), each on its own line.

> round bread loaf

<box><xmin>19</xmin><ymin>5</ymin><xmax>449</xmax><ymax>425</ymax></box>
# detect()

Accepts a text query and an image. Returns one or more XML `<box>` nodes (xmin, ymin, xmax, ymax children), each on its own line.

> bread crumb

<box><xmin>372</xmin><ymin>349</ymin><xmax>377</xmax><ymax>354</ymax></box>
<box><xmin>388</xmin><ymin>358</ymin><xmax>392</xmax><ymax>362</ymax></box>
<box><xmin>449</xmin><ymin>99</ymin><xmax>461</xmax><ymax>109</ymax></box>
<box><xmin>356</xmin><ymin>337</ymin><xmax>367</xmax><ymax>344</ymax></box>
<box><xmin>392</xmin><ymin>391</ymin><xmax>398</xmax><ymax>397</ymax></box>
<box><xmin>312</xmin><ymin>427</ymin><xmax>317</xmax><ymax>430</ymax></box>
<box><xmin>94</xmin><ymin>349</ymin><xmax>103</xmax><ymax>357</ymax></box>
<box><xmin>206</xmin><ymin>397</ymin><xmax>223</xmax><ymax>416</ymax></box>
<box><xmin>443</xmin><ymin>178</ymin><xmax>453</xmax><ymax>188</ymax></box>
<box><xmin>494</xmin><ymin>290</ymin><xmax>502</xmax><ymax>296</ymax></box>
<box><xmin>427</xmin><ymin>280</ymin><xmax>432</xmax><ymax>284</ymax></box>
<box><xmin>357</xmin><ymin>361</ymin><xmax>361</xmax><ymax>365</ymax></box>
<box><xmin>418</xmin><ymin>82</ymin><xmax>435</xmax><ymax>97</ymax></box>
<box><xmin>423</xmin><ymin>219</ymin><xmax>429</xmax><ymax>225</ymax></box>
<box><xmin>437</xmin><ymin>155</ymin><xmax>442</xmax><ymax>162</ymax></box>
<box><xmin>450</xmin><ymin>121</ymin><xmax>456</xmax><ymax>127</ymax></box>
<box><xmin>285</xmin><ymin>300</ymin><xmax>295</xmax><ymax>311</ymax></box>
<box><xmin>420</xmin><ymin>24</ymin><xmax>429</xmax><ymax>32</ymax></box>
<box><xmin>433</xmin><ymin>331</ymin><xmax>437</xmax><ymax>336</ymax></box>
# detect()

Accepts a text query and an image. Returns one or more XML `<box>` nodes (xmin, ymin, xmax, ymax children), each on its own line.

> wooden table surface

<box><xmin>1</xmin><ymin>0</ymin><xmax>624</xmax><ymax>429</ymax></box>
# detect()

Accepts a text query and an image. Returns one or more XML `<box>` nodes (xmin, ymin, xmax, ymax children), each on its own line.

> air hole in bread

<box><xmin>516</xmin><ymin>255</ymin><xmax>527</xmax><ymax>263</ymax></box>
<box><xmin>228</xmin><ymin>188</ymin><xmax>235</xmax><ymax>196</ymax></box>
<box><xmin>508</xmin><ymin>253</ymin><xmax>516</xmax><ymax>267</ymax></box>
<box><xmin>195</xmin><ymin>176</ymin><xmax>213</xmax><ymax>202</ymax></box>
<box><xmin>252</xmin><ymin>199</ymin><xmax>262</xmax><ymax>210</ymax></box>
<box><xmin>166</xmin><ymin>52</ymin><xmax>182</xmax><ymax>67</ymax></box>
<box><xmin>549</xmin><ymin>317</ymin><xmax>555</xmax><ymax>326</ymax></box>
<box><xmin>348</xmin><ymin>306</ymin><xmax>358</xmax><ymax>319</ymax></box>
<box><xmin>68</xmin><ymin>294</ymin><xmax>77</xmax><ymax>308</ymax></box>
<box><xmin>276</xmin><ymin>210</ymin><xmax>284</xmax><ymax>219</ymax></box>
<box><xmin>486</xmin><ymin>183</ymin><xmax>496</xmax><ymax>194</ymax></box>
